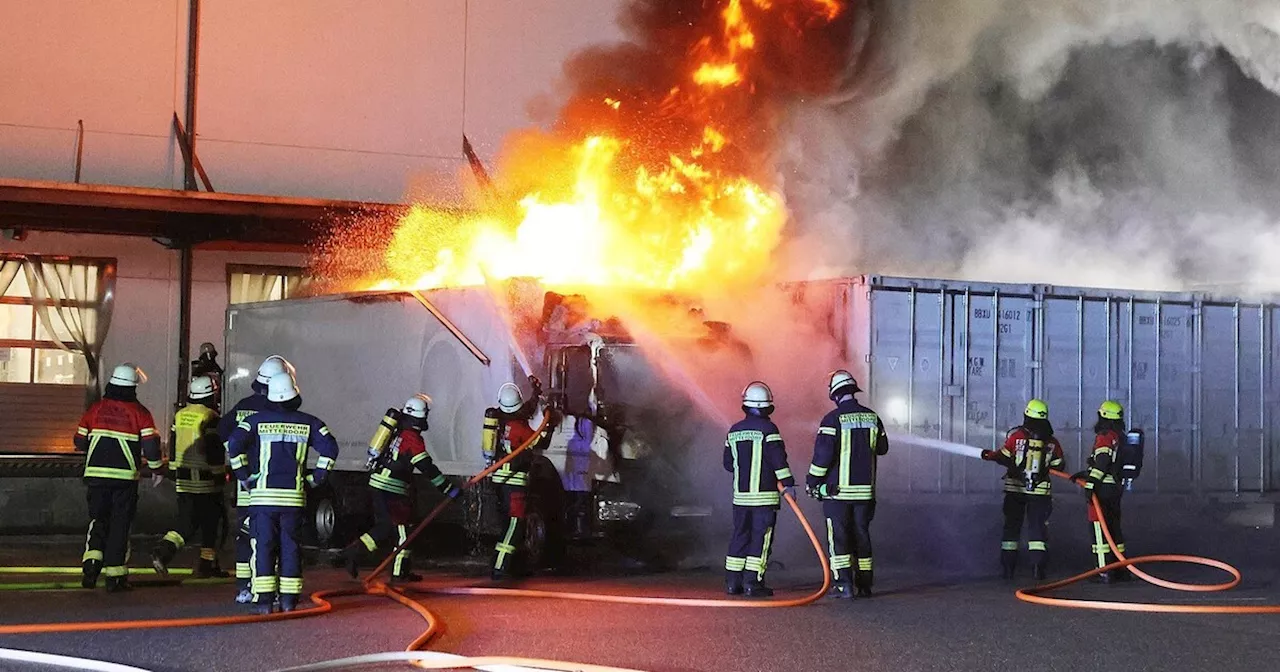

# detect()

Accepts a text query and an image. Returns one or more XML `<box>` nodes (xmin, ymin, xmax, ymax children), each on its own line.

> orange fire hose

<box><xmin>1014</xmin><ymin>469</ymin><xmax>1274</xmax><ymax>613</ymax></box>
<box><xmin>362</xmin><ymin>411</ymin><xmax>553</xmax><ymax>585</ymax></box>
<box><xmin>0</xmin><ymin>407</ymin><xmax>830</xmax><ymax>670</ymax></box>
<box><xmin>413</xmin><ymin>486</ymin><xmax>831</xmax><ymax>608</ymax></box>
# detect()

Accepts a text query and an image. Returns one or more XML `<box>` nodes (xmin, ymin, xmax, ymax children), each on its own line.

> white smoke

<box><xmin>776</xmin><ymin>0</ymin><xmax>1280</xmax><ymax>293</ymax></box>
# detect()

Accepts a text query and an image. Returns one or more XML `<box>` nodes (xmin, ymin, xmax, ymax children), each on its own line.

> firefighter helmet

<box><xmin>189</xmin><ymin>375</ymin><xmax>216</xmax><ymax>400</ymax></box>
<box><xmin>267</xmin><ymin>372</ymin><xmax>300</xmax><ymax>403</ymax></box>
<box><xmin>402</xmin><ymin>395</ymin><xmax>430</xmax><ymax>419</ymax></box>
<box><xmin>256</xmin><ymin>355</ymin><xmax>296</xmax><ymax>385</ymax></box>
<box><xmin>828</xmin><ymin>369</ymin><xmax>860</xmax><ymax>399</ymax></box>
<box><xmin>742</xmin><ymin>381</ymin><xmax>774</xmax><ymax>409</ymax></box>
<box><xmin>1024</xmin><ymin>399</ymin><xmax>1049</xmax><ymax>420</ymax></box>
<box><xmin>199</xmin><ymin>342</ymin><xmax>217</xmax><ymax>357</ymax></box>
<box><xmin>497</xmin><ymin>382</ymin><xmax>524</xmax><ymax>413</ymax></box>
<box><xmin>1099</xmin><ymin>400</ymin><xmax>1124</xmax><ymax>421</ymax></box>
<box><xmin>109</xmin><ymin>363</ymin><xmax>145</xmax><ymax>387</ymax></box>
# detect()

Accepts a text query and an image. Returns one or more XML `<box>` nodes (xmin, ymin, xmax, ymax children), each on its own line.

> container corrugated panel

<box><xmin>830</xmin><ymin>276</ymin><xmax>1277</xmax><ymax>495</ymax></box>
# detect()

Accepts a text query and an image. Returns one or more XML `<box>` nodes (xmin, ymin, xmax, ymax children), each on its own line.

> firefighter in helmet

<box><xmin>982</xmin><ymin>399</ymin><xmax>1065</xmax><ymax>580</ymax></box>
<box><xmin>482</xmin><ymin>378</ymin><xmax>553</xmax><ymax>580</ymax></box>
<box><xmin>342</xmin><ymin>395</ymin><xmax>459</xmax><ymax>582</ymax></box>
<box><xmin>807</xmin><ymin>370</ymin><xmax>888</xmax><ymax>598</ymax></box>
<box><xmin>1079</xmin><ymin>400</ymin><xmax>1129</xmax><ymax>582</ymax></box>
<box><xmin>723</xmin><ymin>381</ymin><xmax>794</xmax><ymax>597</ymax></box>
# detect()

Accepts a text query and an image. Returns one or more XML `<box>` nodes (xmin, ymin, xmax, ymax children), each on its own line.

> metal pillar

<box><xmin>183</xmin><ymin>0</ymin><xmax>201</xmax><ymax>191</ymax></box>
<box><xmin>177</xmin><ymin>245</ymin><xmax>193</xmax><ymax>408</ymax></box>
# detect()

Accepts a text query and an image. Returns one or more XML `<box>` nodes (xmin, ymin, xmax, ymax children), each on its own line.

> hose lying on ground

<box><xmin>1015</xmin><ymin>469</ymin><xmax>1269</xmax><ymax>613</ymax></box>
<box><xmin>0</xmin><ymin>411</ymin><xmax>831</xmax><ymax>671</ymax></box>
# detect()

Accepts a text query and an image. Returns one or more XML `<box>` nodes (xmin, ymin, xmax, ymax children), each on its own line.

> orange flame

<box><xmin>358</xmin><ymin>0</ymin><xmax>847</xmax><ymax>293</ymax></box>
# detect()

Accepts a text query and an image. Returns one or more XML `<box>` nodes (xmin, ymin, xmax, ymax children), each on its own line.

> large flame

<box><xmin>354</xmin><ymin>0</ymin><xmax>851</xmax><ymax>292</ymax></box>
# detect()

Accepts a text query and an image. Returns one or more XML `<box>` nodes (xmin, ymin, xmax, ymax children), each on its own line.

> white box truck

<box><xmin>223</xmin><ymin>281</ymin><xmax>720</xmax><ymax>567</ymax></box>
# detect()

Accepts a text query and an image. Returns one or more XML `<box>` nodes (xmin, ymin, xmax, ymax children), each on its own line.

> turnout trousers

<box><xmin>824</xmin><ymin>500</ymin><xmax>875</xmax><ymax>589</ymax></box>
<box><xmin>493</xmin><ymin>483</ymin><xmax>527</xmax><ymax>574</ymax></box>
<box><xmin>84</xmin><ymin>480</ymin><xmax>139</xmax><ymax>579</ymax></box>
<box><xmin>1002</xmin><ymin>492</ymin><xmax>1052</xmax><ymax>570</ymax></box>
<box><xmin>250</xmin><ymin>506</ymin><xmax>304</xmax><ymax>604</ymax></box>
<box><xmin>1088</xmin><ymin>485</ymin><xmax>1125</xmax><ymax>569</ymax></box>
<box><xmin>349</xmin><ymin>490</ymin><xmax>416</xmax><ymax>577</ymax></box>
<box><xmin>235</xmin><ymin>484</ymin><xmax>252</xmax><ymax>591</ymax></box>
<box><xmin>156</xmin><ymin>492</ymin><xmax>223</xmax><ymax>565</ymax></box>
<box><xmin>725</xmin><ymin>505</ymin><xmax>778</xmax><ymax>587</ymax></box>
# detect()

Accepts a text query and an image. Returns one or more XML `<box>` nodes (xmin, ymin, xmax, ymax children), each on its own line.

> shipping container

<box><xmin>794</xmin><ymin>276</ymin><xmax>1278</xmax><ymax>496</ymax></box>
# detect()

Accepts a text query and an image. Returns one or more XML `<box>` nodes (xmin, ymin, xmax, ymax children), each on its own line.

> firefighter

<box><xmin>807</xmin><ymin>370</ymin><xmax>888</xmax><ymax>598</ymax></box>
<box><xmin>74</xmin><ymin>363</ymin><xmax>165</xmax><ymax>593</ymax></box>
<box><xmin>151</xmin><ymin>375</ymin><xmax>228</xmax><ymax>578</ymax></box>
<box><xmin>1080</xmin><ymin>400</ymin><xmax>1129</xmax><ymax>583</ymax></box>
<box><xmin>723</xmin><ymin>381</ymin><xmax>794</xmax><ymax>598</ymax></box>
<box><xmin>218</xmin><ymin>354</ymin><xmax>295</xmax><ymax>604</ymax></box>
<box><xmin>981</xmin><ymin>399</ymin><xmax>1065</xmax><ymax>580</ymax></box>
<box><xmin>190</xmin><ymin>342</ymin><xmax>224</xmax><ymax>403</ymax></box>
<box><xmin>227</xmin><ymin>371</ymin><xmax>339</xmax><ymax>614</ymax></box>
<box><xmin>483</xmin><ymin>380</ymin><xmax>552</xmax><ymax>580</ymax></box>
<box><xmin>341</xmin><ymin>395</ymin><xmax>460</xmax><ymax>582</ymax></box>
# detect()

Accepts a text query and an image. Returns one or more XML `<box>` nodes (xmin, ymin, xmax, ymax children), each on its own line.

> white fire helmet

<box><xmin>256</xmin><ymin>355</ymin><xmax>296</xmax><ymax>385</ymax></box>
<box><xmin>497</xmin><ymin>382</ymin><xmax>524</xmax><ymax>413</ymax></box>
<box><xmin>403</xmin><ymin>395</ymin><xmax>431</xmax><ymax>419</ymax></box>
<box><xmin>741</xmin><ymin>381</ymin><xmax>774</xmax><ymax>409</ymax></box>
<box><xmin>188</xmin><ymin>375</ymin><xmax>216</xmax><ymax>400</ymax></box>
<box><xmin>109</xmin><ymin>363</ymin><xmax>146</xmax><ymax>387</ymax></box>
<box><xmin>828</xmin><ymin>369</ymin><xmax>860</xmax><ymax>399</ymax></box>
<box><xmin>267</xmin><ymin>372</ymin><xmax>300</xmax><ymax>403</ymax></box>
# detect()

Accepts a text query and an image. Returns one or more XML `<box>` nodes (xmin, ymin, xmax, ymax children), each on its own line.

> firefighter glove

<box><xmin>981</xmin><ymin>449</ymin><xmax>996</xmax><ymax>461</ymax></box>
<box><xmin>445</xmin><ymin>485</ymin><xmax>462</xmax><ymax>500</ymax></box>
<box><xmin>783</xmin><ymin>486</ymin><xmax>797</xmax><ymax>502</ymax></box>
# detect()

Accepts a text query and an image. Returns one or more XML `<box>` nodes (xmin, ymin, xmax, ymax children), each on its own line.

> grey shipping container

<box><xmin>792</xmin><ymin>276</ymin><xmax>1279</xmax><ymax>495</ymax></box>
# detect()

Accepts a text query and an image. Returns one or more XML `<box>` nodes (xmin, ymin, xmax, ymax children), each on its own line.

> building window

<box><xmin>1</xmin><ymin>257</ymin><xmax>108</xmax><ymax>385</ymax></box>
<box><xmin>228</xmin><ymin>264</ymin><xmax>310</xmax><ymax>305</ymax></box>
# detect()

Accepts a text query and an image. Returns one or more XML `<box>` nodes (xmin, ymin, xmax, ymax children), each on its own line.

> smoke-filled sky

<box><xmin>775</xmin><ymin>0</ymin><xmax>1280</xmax><ymax>293</ymax></box>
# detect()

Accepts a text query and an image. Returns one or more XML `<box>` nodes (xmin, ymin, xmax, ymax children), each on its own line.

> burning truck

<box><xmin>223</xmin><ymin>280</ymin><xmax>732</xmax><ymax>566</ymax></box>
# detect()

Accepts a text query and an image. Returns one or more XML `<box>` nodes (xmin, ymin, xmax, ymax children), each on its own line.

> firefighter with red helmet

<box><xmin>724</xmin><ymin>381</ymin><xmax>794</xmax><ymax>598</ymax></box>
<box><xmin>982</xmin><ymin>399</ymin><xmax>1065</xmax><ymax>580</ymax></box>
<box><xmin>1080</xmin><ymin>400</ymin><xmax>1130</xmax><ymax>583</ymax></box>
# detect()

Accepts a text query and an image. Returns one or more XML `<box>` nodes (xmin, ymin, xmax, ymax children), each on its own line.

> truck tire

<box><xmin>305</xmin><ymin>477</ymin><xmax>370</xmax><ymax>549</ymax></box>
<box><xmin>524</xmin><ymin>459</ymin><xmax>568</xmax><ymax>571</ymax></box>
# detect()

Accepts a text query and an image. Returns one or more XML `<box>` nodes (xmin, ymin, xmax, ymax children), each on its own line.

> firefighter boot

<box><xmin>854</xmin><ymin>570</ymin><xmax>873</xmax><ymax>598</ymax></box>
<box><xmin>1032</xmin><ymin>562</ymin><xmax>1047</xmax><ymax>581</ymax></box>
<box><xmin>150</xmin><ymin>543</ymin><xmax>176</xmax><ymax>576</ymax></box>
<box><xmin>725</xmin><ymin>570</ymin><xmax>744</xmax><ymax>595</ymax></box>
<box><xmin>743</xmin><ymin>577</ymin><xmax>774</xmax><ymax>598</ymax></box>
<box><xmin>250</xmin><ymin>596</ymin><xmax>277</xmax><ymax>615</ymax></box>
<box><xmin>341</xmin><ymin>545</ymin><xmax>362</xmax><ymax>580</ymax></box>
<box><xmin>827</xmin><ymin>574</ymin><xmax>854</xmax><ymax>599</ymax></box>
<box><xmin>105</xmin><ymin>576</ymin><xmax>132</xmax><ymax>593</ymax></box>
<box><xmin>194</xmin><ymin>557</ymin><xmax>229</xmax><ymax>579</ymax></box>
<box><xmin>1000</xmin><ymin>552</ymin><xmax>1017</xmax><ymax>580</ymax></box>
<box><xmin>391</xmin><ymin>571</ymin><xmax>423</xmax><ymax>584</ymax></box>
<box><xmin>279</xmin><ymin>595</ymin><xmax>299</xmax><ymax>612</ymax></box>
<box><xmin>81</xmin><ymin>560</ymin><xmax>102</xmax><ymax>589</ymax></box>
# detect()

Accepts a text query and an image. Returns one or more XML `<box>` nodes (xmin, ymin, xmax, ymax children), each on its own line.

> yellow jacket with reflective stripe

<box><xmin>171</xmin><ymin>403</ymin><xmax>225</xmax><ymax>494</ymax></box>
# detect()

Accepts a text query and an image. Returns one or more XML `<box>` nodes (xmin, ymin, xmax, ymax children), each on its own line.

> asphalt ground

<box><xmin>2</xmin><ymin>540</ymin><xmax>1280</xmax><ymax>672</ymax></box>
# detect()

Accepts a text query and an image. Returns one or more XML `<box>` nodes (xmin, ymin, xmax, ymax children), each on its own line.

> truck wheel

<box><xmin>313</xmin><ymin>495</ymin><xmax>337</xmax><ymax>547</ymax></box>
<box><xmin>524</xmin><ymin>474</ymin><xmax>568</xmax><ymax>571</ymax></box>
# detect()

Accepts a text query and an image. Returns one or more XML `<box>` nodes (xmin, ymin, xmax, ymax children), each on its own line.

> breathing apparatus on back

<box><xmin>366</xmin><ymin>395</ymin><xmax>431</xmax><ymax>471</ymax></box>
<box><xmin>1097</xmin><ymin>400</ymin><xmax>1144</xmax><ymax>490</ymax></box>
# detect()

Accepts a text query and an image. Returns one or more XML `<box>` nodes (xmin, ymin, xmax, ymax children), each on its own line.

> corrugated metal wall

<box><xmin>841</xmin><ymin>276</ymin><xmax>1277</xmax><ymax>494</ymax></box>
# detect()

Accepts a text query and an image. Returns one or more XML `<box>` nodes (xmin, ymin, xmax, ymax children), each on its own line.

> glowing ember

<box><xmin>346</xmin><ymin>0</ymin><xmax>851</xmax><ymax>293</ymax></box>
